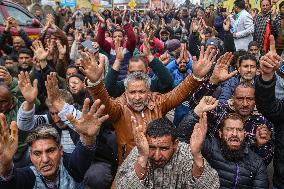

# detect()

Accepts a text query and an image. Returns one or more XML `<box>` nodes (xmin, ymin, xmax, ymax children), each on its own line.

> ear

<box><xmin>173</xmin><ymin>138</ymin><xmax>179</xmax><ymax>150</ymax></box>
<box><xmin>219</xmin><ymin>130</ymin><xmax>222</xmax><ymax>138</ymax></box>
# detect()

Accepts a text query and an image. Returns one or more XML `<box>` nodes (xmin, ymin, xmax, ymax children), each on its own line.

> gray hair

<box><xmin>26</xmin><ymin>125</ymin><xmax>60</xmax><ymax>146</ymax></box>
<box><xmin>124</xmin><ymin>71</ymin><xmax>151</xmax><ymax>90</ymax></box>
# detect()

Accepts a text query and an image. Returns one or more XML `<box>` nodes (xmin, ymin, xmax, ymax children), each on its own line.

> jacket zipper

<box><xmin>233</xmin><ymin>163</ymin><xmax>240</xmax><ymax>189</ymax></box>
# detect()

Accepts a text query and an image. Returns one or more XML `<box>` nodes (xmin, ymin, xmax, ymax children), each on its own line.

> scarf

<box><xmin>30</xmin><ymin>159</ymin><xmax>78</xmax><ymax>189</ymax></box>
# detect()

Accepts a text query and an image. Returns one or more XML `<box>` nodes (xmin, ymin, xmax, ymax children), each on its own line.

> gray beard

<box><xmin>126</xmin><ymin>96</ymin><xmax>150</xmax><ymax>112</ymax></box>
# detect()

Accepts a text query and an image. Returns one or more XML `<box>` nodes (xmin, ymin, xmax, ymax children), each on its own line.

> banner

<box><xmin>61</xmin><ymin>0</ymin><xmax>76</xmax><ymax>7</ymax></box>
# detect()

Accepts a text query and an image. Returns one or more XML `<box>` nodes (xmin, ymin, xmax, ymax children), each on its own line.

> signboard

<box><xmin>61</xmin><ymin>0</ymin><xmax>76</xmax><ymax>7</ymax></box>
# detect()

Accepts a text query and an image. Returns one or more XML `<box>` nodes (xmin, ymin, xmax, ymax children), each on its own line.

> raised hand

<box><xmin>190</xmin><ymin>112</ymin><xmax>208</xmax><ymax>157</ymax></box>
<box><xmin>31</xmin><ymin>40</ymin><xmax>49</xmax><ymax>61</ymax></box>
<box><xmin>143</xmin><ymin>37</ymin><xmax>154</xmax><ymax>62</ymax></box>
<box><xmin>45</xmin><ymin>72</ymin><xmax>61</xmax><ymax>108</ymax></box>
<box><xmin>115</xmin><ymin>39</ymin><xmax>124</xmax><ymax>62</ymax></box>
<box><xmin>159</xmin><ymin>51</ymin><xmax>171</xmax><ymax>65</ymax></box>
<box><xmin>194</xmin><ymin>96</ymin><xmax>219</xmax><ymax>116</ymax></box>
<box><xmin>223</xmin><ymin>17</ymin><xmax>231</xmax><ymax>32</ymax></box>
<box><xmin>4</xmin><ymin>17</ymin><xmax>13</xmax><ymax>31</ymax></box>
<box><xmin>18</xmin><ymin>71</ymin><xmax>38</xmax><ymax>104</ymax></box>
<box><xmin>192</xmin><ymin>46</ymin><xmax>216</xmax><ymax>79</ymax></box>
<box><xmin>122</xmin><ymin>10</ymin><xmax>127</xmax><ymax>25</ymax></box>
<box><xmin>256</xmin><ymin>125</ymin><xmax>272</xmax><ymax>146</ymax></box>
<box><xmin>0</xmin><ymin>114</ymin><xmax>18</xmax><ymax>176</ymax></box>
<box><xmin>210</xmin><ymin>52</ymin><xmax>238</xmax><ymax>84</ymax></box>
<box><xmin>131</xmin><ymin>116</ymin><xmax>149</xmax><ymax>167</ymax></box>
<box><xmin>95</xmin><ymin>12</ymin><xmax>105</xmax><ymax>23</ymax></box>
<box><xmin>66</xmin><ymin>99</ymin><xmax>109</xmax><ymax>145</ymax></box>
<box><xmin>56</xmin><ymin>40</ymin><xmax>67</xmax><ymax>59</ymax></box>
<box><xmin>80</xmin><ymin>51</ymin><xmax>105</xmax><ymax>83</ymax></box>
<box><xmin>0</xmin><ymin>67</ymin><xmax>12</xmax><ymax>86</ymax></box>
<box><xmin>192</xmin><ymin>18</ymin><xmax>201</xmax><ymax>32</ymax></box>
<box><xmin>260</xmin><ymin>35</ymin><xmax>282</xmax><ymax>81</ymax></box>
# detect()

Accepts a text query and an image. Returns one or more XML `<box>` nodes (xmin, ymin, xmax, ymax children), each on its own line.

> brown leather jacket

<box><xmin>88</xmin><ymin>75</ymin><xmax>202</xmax><ymax>164</ymax></box>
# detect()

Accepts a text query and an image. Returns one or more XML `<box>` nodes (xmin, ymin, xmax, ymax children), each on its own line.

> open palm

<box><xmin>18</xmin><ymin>71</ymin><xmax>38</xmax><ymax>103</ymax></box>
<box><xmin>80</xmin><ymin>52</ymin><xmax>105</xmax><ymax>83</ymax></box>
<box><xmin>66</xmin><ymin>99</ymin><xmax>109</xmax><ymax>138</ymax></box>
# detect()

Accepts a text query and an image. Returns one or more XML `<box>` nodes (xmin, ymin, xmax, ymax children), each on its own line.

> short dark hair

<box><xmin>234</xmin><ymin>0</ymin><xmax>246</xmax><ymax>9</ymax></box>
<box><xmin>146</xmin><ymin>117</ymin><xmax>176</xmax><ymax>140</ymax></box>
<box><xmin>113</xmin><ymin>28</ymin><xmax>125</xmax><ymax>37</ymax></box>
<box><xmin>239</xmin><ymin>53</ymin><xmax>257</xmax><ymax>66</ymax></box>
<box><xmin>231</xmin><ymin>50</ymin><xmax>248</xmax><ymax>68</ymax></box>
<box><xmin>219</xmin><ymin>113</ymin><xmax>244</xmax><ymax>131</ymax></box>
<box><xmin>18</xmin><ymin>48</ymin><xmax>33</xmax><ymax>57</ymax></box>
<box><xmin>248</xmin><ymin>41</ymin><xmax>260</xmax><ymax>49</ymax></box>
<box><xmin>260</xmin><ymin>0</ymin><xmax>271</xmax><ymax>5</ymax></box>
<box><xmin>234</xmin><ymin>81</ymin><xmax>255</xmax><ymax>93</ymax></box>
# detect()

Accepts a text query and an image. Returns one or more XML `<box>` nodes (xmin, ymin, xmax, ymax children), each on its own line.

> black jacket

<box><xmin>203</xmin><ymin>136</ymin><xmax>268</xmax><ymax>189</ymax></box>
<box><xmin>255</xmin><ymin>75</ymin><xmax>284</xmax><ymax>188</ymax></box>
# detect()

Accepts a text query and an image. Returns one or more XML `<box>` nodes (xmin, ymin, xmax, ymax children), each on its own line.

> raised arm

<box><xmin>96</xmin><ymin>13</ymin><xmax>111</xmax><ymax>54</ymax></box>
<box><xmin>160</xmin><ymin>46</ymin><xmax>217</xmax><ymax>114</ymax></box>
<box><xmin>79</xmin><ymin>52</ymin><xmax>123</xmax><ymax>122</ymax></box>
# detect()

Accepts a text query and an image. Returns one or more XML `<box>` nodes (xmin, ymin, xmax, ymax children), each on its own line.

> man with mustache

<box><xmin>116</xmin><ymin>116</ymin><xmax>220</xmax><ymax>188</ymax></box>
<box><xmin>0</xmin><ymin>98</ymin><xmax>110</xmax><ymax>189</ymax></box>
<box><xmin>194</xmin><ymin>112</ymin><xmax>268</xmax><ymax>188</ymax></box>
<box><xmin>181</xmin><ymin>53</ymin><xmax>273</xmax><ymax>165</ymax></box>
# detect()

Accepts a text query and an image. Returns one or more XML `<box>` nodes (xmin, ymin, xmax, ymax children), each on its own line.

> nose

<box><xmin>243</xmin><ymin>98</ymin><xmax>249</xmax><ymax>106</ymax></box>
<box><xmin>134</xmin><ymin>93</ymin><xmax>141</xmax><ymax>100</ymax></box>
<box><xmin>154</xmin><ymin>149</ymin><xmax>162</xmax><ymax>161</ymax></box>
<box><xmin>41</xmin><ymin>153</ymin><xmax>50</xmax><ymax>163</ymax></box>
<box><xmin>231</xmin><ymin>129</ymin><xmax>238</xmax><ymax>136</ymax></box>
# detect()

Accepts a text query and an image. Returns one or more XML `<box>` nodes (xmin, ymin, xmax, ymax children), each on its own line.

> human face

<box><xmin>30</xmin><ymin>139</ymin><xmax>63</xmax><ymax>181</ymax></box>
<box><xmin>128</xmin><ymin>60</ymin><xmax>147</xmax><ymax>74</ymax></box>
<box><xmin>13</xmin><ymin>37</ymin><xmax>23</xmax><ymax>51</ymax></box>
<box><xmin>249</xmin><ymin>46</ymin><xmax>259</xmax><ymax>57</ymax></box>
<box><xmin>68</xmin><ymin>77</ymin><xmax>85</xmax><ymax>94</ymax></box>
<box><xmin>178</xmin><ymin>60</ymin><xmax>187</xmax><ymax>73</ymax></box>
<box><xmin>238</xmin><ymin>59</ymin><xmax>256</xmax><ymax>81</ymax></box>
<box><xmin>113</xmin><ymin>31</ymin><xmax>123</xmax><ymax>44</ymax></box>
<box><xmin>67</xmin><ymin>36</ymin><xmax>74</xmax><ymax>48</ymax></box>
<box><xmin>0</xmin><ymin>85</ymin><xmax>13</xmax><ymax>113</ymax></box>
<box><xmin>18</xmin><ymin>53</ymin><xmax>32</xmax><ymax>69</ymax></box>
<box><xmin>161</xmin><ymin>33</ymin><xmax>169</xmax><ymax>42</ymax></box>
<box><xmin>280</xmin><ymin>6</ymin><xmax>284</xmax><ymax>15</ymax></box>
<box><xmin>232</xmin><ymin>87</ymin><xmax>255</xmax><ymax>116</ymax></box>
<box><xmin>66</xmin><ymin>67</ymin><xmax>78</xmax><ymax>79</ymax></box>
<box><xmin>49</xmin><ymin>107</ymin><xmax>61</xmax><ymax>124</ymax></box>
<box><xmin>218</xmin><ymin>2</ymin><xmax>223</xmax><ymax>9</ymax></box>
<box><xmin>126</xmin><ymin>80</ymin><xmax>150</xmax><ymax>112</ymax></box>
<box><xmin>219</xmin><ymin>119</ymin><xmax>245</xmax><ymax>150</ymax></box>
<box><xmin>4</xmin><ymin>59</ymin><xmax>15</xmax><ymax>70</ymax></box>
<box><xmin>147</xmin><ymin>135</ymin><xmax>178</xmax><ymax>168</ymax></box>
<box><xmin>261</xmin><ymin>0</ymin><xmax>271</xmax><ymax>14</ymax></box>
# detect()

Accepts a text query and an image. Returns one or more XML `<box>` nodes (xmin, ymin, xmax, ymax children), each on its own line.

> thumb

<box><xmin>10</xmin><ymin>121</ymin><xmax>18</xmax><ymax>142</ymax></box>
<box><xmin>66</xmin><ymin>113</ymin><xmax>77</xmax><ymax>127</ymax></box>
<box><xmin>226</xmin><ymin>70</ymin><xmax>238</xmax><ymax>80</ymax></box>
<box><xmin>32</xmin><ymin>79</ymin><xmax>38</xmax><ymax>88</ymax></box>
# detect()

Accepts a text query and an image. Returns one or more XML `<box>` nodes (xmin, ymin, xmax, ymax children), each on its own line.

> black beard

<box><xmin>219</xmin><ymin>138</ymin><xmax>246</xmax><ymax>162</ymax></box>
<box><xmin>72</xmin><ymin>89</ymin><xmax>86</xmax><ymax>107</ymax></box>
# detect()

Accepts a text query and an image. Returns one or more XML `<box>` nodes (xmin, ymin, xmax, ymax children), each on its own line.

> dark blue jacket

<box><xmin>0</xmin><ymin>141</ymin><xmax>95</xmax><ymax>189</ymax></box>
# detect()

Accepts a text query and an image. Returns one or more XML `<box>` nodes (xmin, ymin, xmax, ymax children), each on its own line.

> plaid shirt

<box><xmin>187</xmin><ymin>80</ymin><xmax>274</xmax><ymax>165</ymax></box>
<box><xmin>253</xmin><ymin>12</ymin><xmax>272</xmax><ymax>50</ymax></box>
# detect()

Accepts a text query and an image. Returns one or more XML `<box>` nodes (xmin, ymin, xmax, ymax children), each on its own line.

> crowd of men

<box><xmin>0</xmin><ymin>0</ymin><xmax>284</xmax><ymax>188</ymax></box>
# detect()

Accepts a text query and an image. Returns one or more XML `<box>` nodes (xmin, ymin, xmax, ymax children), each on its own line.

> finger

<box><xmin>0</xmin><ymin>113</ymin><xmax>8</xmax><ymax>138</ymax></box>
<box><xmin>82</xmin><ymin>98</ymin><xmax>91</xmax><ymax>115</ymax></box>
<box><xmin>226</xmin><ymin>70</ymin><xmax>239</xmax><ymax>80</ymax></box>
<box><xmin>66</xmin><ymin>113</ymin><xmax>78</xmax><ymax>128</ymax></box>
<box><xmin>32</xmin><ymin>79</ymin><xmax>38</xmax><ymax>88</ymax></box>
<box><xmin>10</xmin><ymin>121</ymin><xmax>18</xmax><ymax>141</ymax></box>
<box><xmin>97</xmin><ymin>114</ymin><xmax>109</xmax><ymax>125</ymax></box>
<box><xmin>94</xmin><ymin>104</ymin><xmax>106</xmax><ymax>119</ymax></box>
<box><xmin>89</xmin><ymin>99</ymin><xmax>100</xmax><ymax>115</ymax></box>
<box><xmin>269</xmin><ymin>35</ymin><xmax>276</xmax><ymax>53</ymax></box>
<box><xmin>200</xmin><ymin>46</ymin><xmax>205</xmax><ymax>60</ymax></box>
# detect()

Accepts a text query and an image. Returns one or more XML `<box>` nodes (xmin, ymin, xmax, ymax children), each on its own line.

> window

<box><xmin>5</xmin><ymin>6</ymin><xmax>32</xmax><ymax>26</ymax></box>
<box><xmin>0</xmin><ymin>11</ymin><xmax>4</xmax><ymax>25</ymax></box>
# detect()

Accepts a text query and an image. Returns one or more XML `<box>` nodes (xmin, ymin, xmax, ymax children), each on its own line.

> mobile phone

<box><xmin>81</xmin><ymin>39</ymin><xmax>99</xmax><ymax>53</ymax></box>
